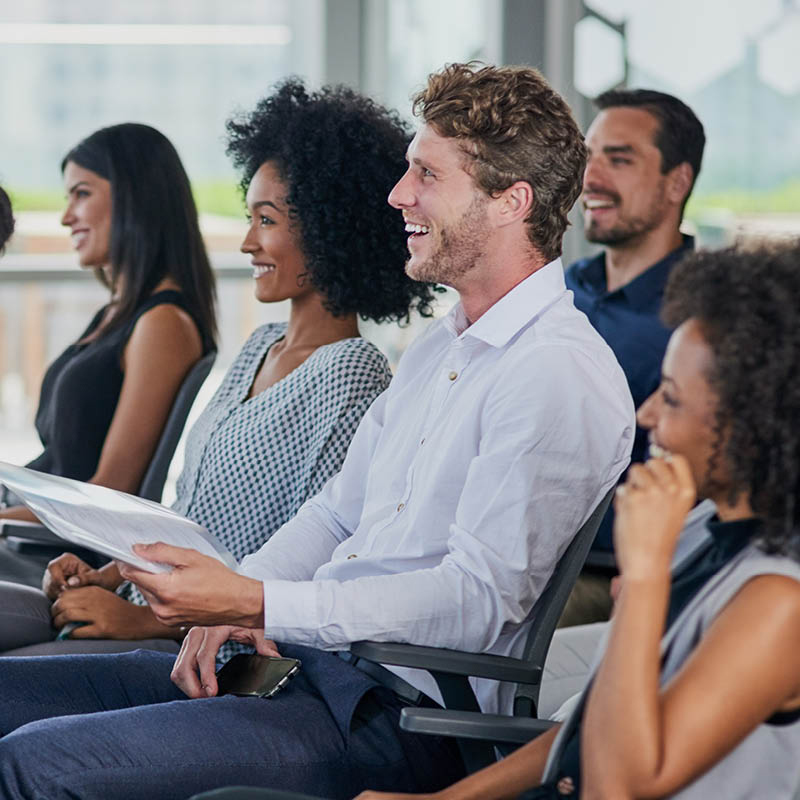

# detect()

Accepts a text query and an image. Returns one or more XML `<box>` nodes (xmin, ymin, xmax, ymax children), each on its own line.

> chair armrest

<box><xmin>400</xmin><ymin>707</ymin><xmax>555</xmax><ymax>745</ymax></box>
<box><xmin>350</xmin><ymin>641</ymin><xmax>541</xmax><ymax>685</ymax></box>
<box><xmin>0</xmin><ymin>520</ymin><xmax>107</xmax><ymax>568</ymax></box>
<box><xmin>0</xmin><ymin>520</ymin><xmax>65</xmax><ymax>545</ymax></box>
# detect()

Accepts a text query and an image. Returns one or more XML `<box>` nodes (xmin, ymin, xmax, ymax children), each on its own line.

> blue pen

<box><xmin>56</xmin><ymin>621</ymin><xmax>89</xmax><ymax>641</ymax></box>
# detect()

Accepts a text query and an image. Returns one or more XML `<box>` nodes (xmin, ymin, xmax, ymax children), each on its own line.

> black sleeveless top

<box><xmin>26</xmin><ymin>290</ymin><xmax>199</xmax><ymax>483</ymax></box>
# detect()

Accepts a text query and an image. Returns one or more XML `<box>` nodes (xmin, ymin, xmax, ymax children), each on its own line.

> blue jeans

<box><xmin>0</xmin><ymin>647</ymin><xmax>464</xmax><ymax>799</ymax></box>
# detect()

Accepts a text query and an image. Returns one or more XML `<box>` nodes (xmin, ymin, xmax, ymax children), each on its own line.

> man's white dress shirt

<box><xmin>240</xmin><ymin>259</ymin><xmax>635</xmax><ymax>714</ymax></box>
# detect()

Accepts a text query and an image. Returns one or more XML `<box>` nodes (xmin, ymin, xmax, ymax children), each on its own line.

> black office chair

<box><xmin>0</xmin><ymin>350</ymin><xmax>216</xmax><ymax>578</ymax></box>
<box><xmin>186</xmin><ymin>488</ymin><xmax>615</xmax><ymax>800</ymax></box>
<box><xmin>353</xmin><ymin>486</ymin><xmax>613</xmax><ymax>772</ymax></box>
<box><xmin>135</xmin><ymin>350</ymin><xmax>217</xmax><ymax>502</ymax></box>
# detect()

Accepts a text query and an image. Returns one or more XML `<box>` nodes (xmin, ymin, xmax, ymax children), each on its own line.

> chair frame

<box><xmin>350</xmin><ymin>487</ymin><xmax>614</xmax><ymax>772</ymax></box>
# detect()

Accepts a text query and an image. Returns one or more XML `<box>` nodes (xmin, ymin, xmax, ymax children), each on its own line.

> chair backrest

<box><xmin>136</xmin><ymin>350</ymin><xmax>216</xmax><ymax>501</ymax></box>
<box><xmin>347</xmin><ymin>486</ymin><xmax>617</xmax><ymax>773</ymax></box>
<box><xmin>514</xmin><ymin>485</ymin><xmax>615</xmax><ymax>717</ymax></box>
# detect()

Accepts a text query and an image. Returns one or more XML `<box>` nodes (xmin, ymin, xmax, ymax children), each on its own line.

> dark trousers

<box><xmin>0</xmin><ymin>645</ymin><xmax>465</xmax><ymax>799</ymax></box>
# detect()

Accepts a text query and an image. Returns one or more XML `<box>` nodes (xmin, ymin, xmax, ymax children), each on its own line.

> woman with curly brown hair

<box><xmin>360</xmin><ymin>243</ymin><xmax>800</xmax><ymax>800</ymax></box>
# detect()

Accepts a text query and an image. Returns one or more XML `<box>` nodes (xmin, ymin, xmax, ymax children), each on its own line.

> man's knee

<box><xmin>0</xmin><ymin>725</ymin><xmax>63</xmax><ymax>800</ymax></box>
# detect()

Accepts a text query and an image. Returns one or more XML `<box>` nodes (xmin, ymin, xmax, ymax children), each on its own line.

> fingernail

<box><xmin>67</xmin><ymin>576</ymin><xmax>80</xmax><ymax>586</ymax></box>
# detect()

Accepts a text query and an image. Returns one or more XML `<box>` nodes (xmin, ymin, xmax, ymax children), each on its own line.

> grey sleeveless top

<box><xmin>545</xmin><ymin>544</ymin><xmax>800</xmax><ymax>798</ymax></box>
<box><xmin>663</xmin><ymin>545</ymin><xmax>800</xmax><ymax>799</ymax></box>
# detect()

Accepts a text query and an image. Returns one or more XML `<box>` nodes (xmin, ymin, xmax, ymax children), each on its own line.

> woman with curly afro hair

<box><xmin>361</xmin><ymin>244</ymin><xmax>800</xmax><ymax>800</ymax></box>
<box><xmin>226</xmin><ymin>77</ymin><xmax>439</xmax><ymax>324</ymax></box>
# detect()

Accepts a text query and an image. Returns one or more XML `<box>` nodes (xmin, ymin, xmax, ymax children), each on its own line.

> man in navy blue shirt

<box><xmin>561</xmin><ymin>89</ymin><xmax>705</xmax><ymax>625</ymax></box>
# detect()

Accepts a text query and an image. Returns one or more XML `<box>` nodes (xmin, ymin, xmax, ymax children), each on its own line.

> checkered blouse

<box><xmin>122</xmin><ymin>323</ymin><xmax>392</xmax><ymax>646</ymax></box>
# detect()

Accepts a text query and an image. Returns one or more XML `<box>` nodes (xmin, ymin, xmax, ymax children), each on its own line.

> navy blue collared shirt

<box><xmin>566</xmin><ymin>235</ymin><xmax>694</xmax><ymax>553</ymax></box>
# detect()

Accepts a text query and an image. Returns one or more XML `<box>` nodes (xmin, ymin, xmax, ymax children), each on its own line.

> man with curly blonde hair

<box><xmin>0</xmin><ymin>64</ymin><xmax>633</xmax><ymax>800</ymax></box>
<box><xmin>390</xmin><ymin>63</ymin><xmax>589</xmax><ymax>316</ymax></box>
<box><xmin>409</xmin><ymin>63</ymin><xmax>587</xmax><ymax>263</ymax></box>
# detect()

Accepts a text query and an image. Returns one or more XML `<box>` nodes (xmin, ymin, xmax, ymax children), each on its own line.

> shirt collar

<box><xmin>443</xmin><ymin>258</ymin><xmax>565</xmax><ymax>348</ymax></box>
<box><xmin>575</xmin><ymin>234</ymin><xmax>694</xmax><ymax>312</ymax></box>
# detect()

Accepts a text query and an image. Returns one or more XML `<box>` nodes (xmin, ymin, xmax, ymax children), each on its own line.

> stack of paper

<box><xmin>0</xmin><ymin>462</ymin><xmax>234</xmax><ymax>573</ymax></box>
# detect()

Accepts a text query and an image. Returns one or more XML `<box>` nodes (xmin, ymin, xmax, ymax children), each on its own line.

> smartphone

<box><xmin>215</xmin><ymin>654</ymin><xmax>301</xmax><ymax>699</ymax></box>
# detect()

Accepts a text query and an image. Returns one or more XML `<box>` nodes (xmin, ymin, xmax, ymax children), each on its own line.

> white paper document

<box><xmin>0</xmin><ymin>462</ymin><xmax>235</xmax><ymax>573</ymax></box>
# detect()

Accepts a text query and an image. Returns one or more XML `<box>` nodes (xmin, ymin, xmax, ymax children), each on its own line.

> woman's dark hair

<box><xmin>662</xmin><ymin>243</ymin><xmax>800</xmax><ymax>554</ymax></box>
<box><xmin>226</xmin><ymin>78</ymin><xmax>440</xmax><ymax>323</ymax></box>
<box><xmin>62</xmin><ymin>123</ymin><xmax>217</xmax><ymax>347</ymax></box>
<box><xmin>0</xmin><ymin>185</ymin><xmax>14</xmax><ymax>254</ymax></box>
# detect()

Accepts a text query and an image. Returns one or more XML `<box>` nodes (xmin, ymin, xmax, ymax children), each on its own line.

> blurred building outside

<box><xmin>1</xmin><ymin>0</ymin><xmax>798</xmax><ymax>502</ymax></box>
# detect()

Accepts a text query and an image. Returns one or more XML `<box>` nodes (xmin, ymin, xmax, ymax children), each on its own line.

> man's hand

<box><xmin>171</xmin><ymin>625</ymin><xmax>280</xmax><ymax>699</ymax></box>
<box><xmin>50</xmin><ymin>585</ymin><xmax>176</xmax><ymax>640</ymax></box>
<box><xmin>116</xmin><ymin>543</ymin><xmax>264</xmax><ymax>628</ymax></box>
<box><xmin>42</xmin><ymin>554</ymin><xmax>121</xmax><ymax>601</ymax></box>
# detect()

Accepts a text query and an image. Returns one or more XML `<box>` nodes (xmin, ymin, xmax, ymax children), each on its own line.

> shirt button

<box><xmin>397</xmin><ymin>502</ymin><xmax>405</xmax><ymax>512</ymax></box>
<box><xmin>346</xmin><ymin>554</ymin><xmax>358</xmax><ymax>560</ymax></box>
<box><xmin>420</xmin><ymin>438</ymin><xmax>425</xmax><ymax>446</ymax></box>
<box><xmin>448</xmin><ymin>371</ymin><xmax>458</xmax><ymax>381</ymax></box>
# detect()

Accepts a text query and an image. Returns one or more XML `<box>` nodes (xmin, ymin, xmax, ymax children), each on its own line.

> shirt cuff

<box><xmin>262</xmin><ymin>579</ymin><xmax>324</xmax><ymax>648</ymax></box>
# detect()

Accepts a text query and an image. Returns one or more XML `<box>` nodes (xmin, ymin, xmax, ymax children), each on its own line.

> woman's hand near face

<box><xmin>50</xmin><ymin>585</ymin><xmax>180</xmax><ymax>641</ymax></box>
<box><xmin>42</xmin><ymin>554</ymin><xmax>122</xmax><ymax>600</ymax></box>
<box><xmin>613</xmin><ymin>455</ymin><xmax>696</xmax><ymax>581</ymax></box>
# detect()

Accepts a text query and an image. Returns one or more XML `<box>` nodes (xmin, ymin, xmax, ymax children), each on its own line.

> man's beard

<box><xmin>406</xmin><ymin>194</ymin><xmax>489</xmax><ymax>286</ymax></box>
<box><xmin>584</xmin><ymin>182</ymin><xmax>669</xmax><ymax>247</ymax></box>
<box><xmin>585</xmin><ymin>213</ymin><xmax>660</xmax><ymax>246</ymax></box>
